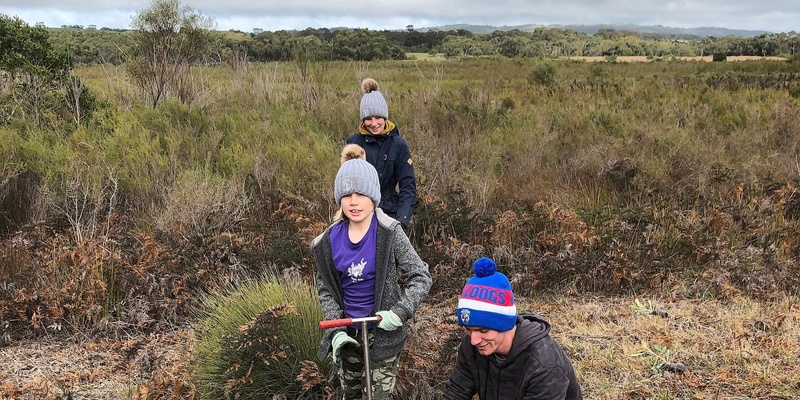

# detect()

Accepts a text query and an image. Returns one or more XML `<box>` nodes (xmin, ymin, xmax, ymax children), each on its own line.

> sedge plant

<box><xmin>191</xmin><ymin>269</ymin><xmax>332</xmax><ymax>399</ymax></box>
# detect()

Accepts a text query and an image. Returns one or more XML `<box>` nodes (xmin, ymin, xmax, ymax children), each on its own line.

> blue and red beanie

<box><xmin>456</xmin><ymin>257</ymin><xmax>517</xmax><ymax>332</ymax></box>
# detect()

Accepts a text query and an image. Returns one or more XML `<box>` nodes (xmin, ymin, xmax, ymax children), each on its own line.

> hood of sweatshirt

<box><xmin>498</xmin><ymin>313</ymin><xmax>550</xmax><ymax>366</ymax></box>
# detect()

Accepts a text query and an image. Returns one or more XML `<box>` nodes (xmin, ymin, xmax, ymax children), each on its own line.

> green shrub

<box><xmin>0</xmin><ymin>128</ymin><xmax>27</xmax><ymax>230</ymax></box>
<box><xmin>712</xmin><ymin>52</ymin><xmax>727</xmax><ymax>62</ymax></box>
<box><xmin>526</xmin><ymin>63</ymin><xmax>557</xmax><ymax>87</ymax></box>
<box><xmin>789</xmin><ymin>83</ymin><xmax>800</xmax><ymax>99</ymax></box>
<box><xmin>0</xmin><ymin>127</ymin><xmax>23</xmax><ymax>187</ymax></box>
<box><xmin>191</xmin><ymin>270</ymin><xmax>331</xmax><ymax>400</ymax></box>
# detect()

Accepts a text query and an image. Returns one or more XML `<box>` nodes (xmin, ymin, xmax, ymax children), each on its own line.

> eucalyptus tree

<box><xmin>126</xmin><ymin>0</ymin><xmax>216</xmax><ymax>108</ymax></box>
<box><xmin>0</xmin><ymin>14</ymin><xmax>71</xmax><ymax>126</ymax></box>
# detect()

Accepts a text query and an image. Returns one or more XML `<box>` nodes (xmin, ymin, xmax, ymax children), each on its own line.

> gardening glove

<box><xmin>375</xmin><ymin>310</ymin><xmax>403</xmax><ymax>331</ymax></box>
<box><xmin>331</xmin><ymin>331</ymin><xmax>359</xmax><ymax>365</ymax></box>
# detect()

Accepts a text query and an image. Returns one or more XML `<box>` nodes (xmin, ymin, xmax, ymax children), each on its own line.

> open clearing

<box><xmin>2</xmin><ymin>295</ymin><xmax>798</xmax><ymax>399</ymax></box>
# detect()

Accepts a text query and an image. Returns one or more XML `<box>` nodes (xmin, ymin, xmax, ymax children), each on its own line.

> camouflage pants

<box><xmin>337</xmin><ymin>331</ymin><xmax>399</xmax><ymax>400</ymax></box>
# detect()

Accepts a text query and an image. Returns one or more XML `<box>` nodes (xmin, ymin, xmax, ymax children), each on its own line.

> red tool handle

<box><xmin>319</xmin><ymin>315</ymin><xmax>381</xmax><ymax>330</ymax></box>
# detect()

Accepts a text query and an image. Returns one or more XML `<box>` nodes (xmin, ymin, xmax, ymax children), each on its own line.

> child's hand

<box><xmin>376</xmin><ymin>310</ymin><xmax>403</xmax><ymax>331</ymax></box>
<box><xmin>332</xmin><ymin>331</ymin><xmax>360</xmax><ymax>364</ymax></box>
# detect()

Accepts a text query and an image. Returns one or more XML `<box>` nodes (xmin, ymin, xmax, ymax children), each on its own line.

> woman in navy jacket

<box><xmin>346</xmin><ymin>78</ymin><xmax>416</xmax><ymax>229</ymax></box>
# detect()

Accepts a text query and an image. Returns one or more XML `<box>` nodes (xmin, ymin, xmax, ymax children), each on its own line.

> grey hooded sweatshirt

<box><xmin>312</xmin><ymin>208</ymin><xmax>431</xmax><ymax>361</ymax></box>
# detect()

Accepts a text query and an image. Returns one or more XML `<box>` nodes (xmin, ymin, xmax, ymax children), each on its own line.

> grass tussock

<box><xmin>191</xmin><ymin>270</ymin><xmax>331</xmax><ymax>400</ymax></box>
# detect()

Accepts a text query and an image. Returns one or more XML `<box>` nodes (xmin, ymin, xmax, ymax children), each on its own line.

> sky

<box><xmin>1</xmin><ymin>0</ymin><xmax>798</xmax><ymax>34</ymax></box>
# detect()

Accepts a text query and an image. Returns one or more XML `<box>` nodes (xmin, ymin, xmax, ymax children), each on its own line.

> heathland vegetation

<box><xmin>1</xmin><ymin>1</ymin><xmax>800</xmax><ymax>398</ymax></box>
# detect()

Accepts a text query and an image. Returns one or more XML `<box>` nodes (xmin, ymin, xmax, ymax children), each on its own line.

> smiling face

<box><xmin>362</xmin><ymin>116</ymin><xmax>386</xmax><ymax>135</ymax></box>
<box><xmin>465</xmin><ymin>325</ymin><xmax>516</xmax><ymax>357</ymax></box>
<box><xmin>340</xmin><ymin>192</ymin><xmax>375</xmax><ymax>224</ymax></box>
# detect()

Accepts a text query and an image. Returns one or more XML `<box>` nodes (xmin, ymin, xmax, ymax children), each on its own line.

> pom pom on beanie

<box><xmin>340</xmin><ymin>143</ymin><xmax>366</xmax><ymax>164</ymax></box>
<box><xmin>473</xmin><ymin>257</ymin><xmax>496</xmax><ymax>278</ymax></box>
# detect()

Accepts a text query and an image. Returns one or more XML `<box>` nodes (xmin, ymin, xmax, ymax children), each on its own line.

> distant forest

<box><xmin>48</xmin><ymin>25</ymin><xmax>800</xmax><ymax>65</ymax></box>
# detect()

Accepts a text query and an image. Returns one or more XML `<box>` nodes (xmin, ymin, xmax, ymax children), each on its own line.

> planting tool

<box><xmin>320</xmin><ymin>315</ymin><xmax>382</xmax><ymax>400</ymax></box>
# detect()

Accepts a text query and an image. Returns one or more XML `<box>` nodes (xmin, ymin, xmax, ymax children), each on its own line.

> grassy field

<box><xmin>405</xmin><ymin>53</ymin><xmax>787</xmax><ymax>62</ymax></box>
<box><xmin>567</xmin><ymin>55</ymin><xmax>787</xmax><ymax>62</ymax></box>
<box><xmin>2</xmin><ymin>56</ymin><xmax>800</xmax><ymax>398</ymax></box>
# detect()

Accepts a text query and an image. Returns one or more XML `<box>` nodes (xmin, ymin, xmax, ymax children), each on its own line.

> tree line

<box><xmin>46</xmin><ymin>22</ymin><xmax>800</xmax><ymax>65</ymax></box>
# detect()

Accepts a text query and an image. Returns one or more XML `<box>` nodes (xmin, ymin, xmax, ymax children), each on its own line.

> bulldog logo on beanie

<box><xmin>456</xmin><ymin>257</ymin><xmax>517</xmax><ymax>332</ymax></box>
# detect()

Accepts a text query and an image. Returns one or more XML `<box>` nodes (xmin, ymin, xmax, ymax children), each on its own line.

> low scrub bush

<box><xmin>155</xmin><ymin>169</ymin><xmax>249</xmax><ymax>240</ymax></box>
<box><xmin>191</xmin><ymin>270</ymin><xmax>331</xmax><ymax>399</ymax></box>
<box><xmin>527</xmin><ymin>62</ymin><xmax>557</xmax><ymax>87</ymax></box>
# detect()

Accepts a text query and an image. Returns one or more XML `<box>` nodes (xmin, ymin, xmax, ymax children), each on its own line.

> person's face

<box><xmin>341</xmin><ymin>192</ymin><xmax>375</xmax><ymax>223</ymax></box>
<box><xmin>362</xmin><ymin>116</ymin><xmax>386</xmax><ymax>134</ymax></box>
<box><xmin>465</xmin><ymin>326</ymin><xmax>514</xmax><ymax>356</ymax></box>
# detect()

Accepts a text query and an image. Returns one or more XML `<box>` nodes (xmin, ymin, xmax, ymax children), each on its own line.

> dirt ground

<box><xmin>0</xmin><ymin>330</ymin><xmax>192</xmax><ymax>400</ymax></box>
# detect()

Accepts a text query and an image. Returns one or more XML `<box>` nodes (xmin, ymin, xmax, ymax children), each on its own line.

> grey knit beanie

<box><xmin>359</xmin><ymin>78</ymin><xmax>389</xmax><ymax>120</ymax></box>
<box><xmin>334</xmin><ymin>158</ymin><xmax>381</xmax><ymax>206</ymax></box>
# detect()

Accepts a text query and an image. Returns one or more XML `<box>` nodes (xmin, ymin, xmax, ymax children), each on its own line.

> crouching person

<box><xmin>444</xmin><ymin>257</ymin><xmax>583</xmax><ymax>400</ymax></box>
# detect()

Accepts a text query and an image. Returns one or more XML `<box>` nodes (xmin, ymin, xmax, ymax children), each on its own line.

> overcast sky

<box><xmin>2</xmin><ymin>0</ymin><xmax>798</xmax><ymax>33</ymax></box>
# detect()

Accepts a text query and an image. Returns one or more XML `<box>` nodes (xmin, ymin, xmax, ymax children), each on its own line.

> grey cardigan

<box><xmin>312</xmin><ymin>208</ymin><xmax>432</xmax><ymax>361</ymax></box>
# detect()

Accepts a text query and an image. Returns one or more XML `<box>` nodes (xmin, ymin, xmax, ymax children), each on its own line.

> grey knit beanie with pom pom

<box><xmin>334</xmin><ymin>144</ymin><xmax>381</xmax><ymax>205</ymax></box>
<box><xmin>359</xmin><ymin>78</ymin><xmax>388</xmax><ymax>120</ymax></box>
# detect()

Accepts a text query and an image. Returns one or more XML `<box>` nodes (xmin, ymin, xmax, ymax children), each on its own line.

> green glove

<box><xmin>331</xmin><ymin>331</ymin><xmax>359</xmax><ymax>365</ymax></box>
<box><xmin>376</xmin><ymin>310</ymin><xmax>403</xmax><ymax>331</ymax></box>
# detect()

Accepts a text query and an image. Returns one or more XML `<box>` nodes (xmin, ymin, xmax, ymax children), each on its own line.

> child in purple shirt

<box><xmin>312</xmin><ymin>144</ymin><xmax>431</xmax><ymax>399</ymax></box>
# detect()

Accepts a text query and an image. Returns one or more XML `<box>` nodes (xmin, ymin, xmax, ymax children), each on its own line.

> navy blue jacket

<box><xmin>346</xmin><ymin>121</ymin><xmax>416</xmax><ymax>228</ymax></box>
